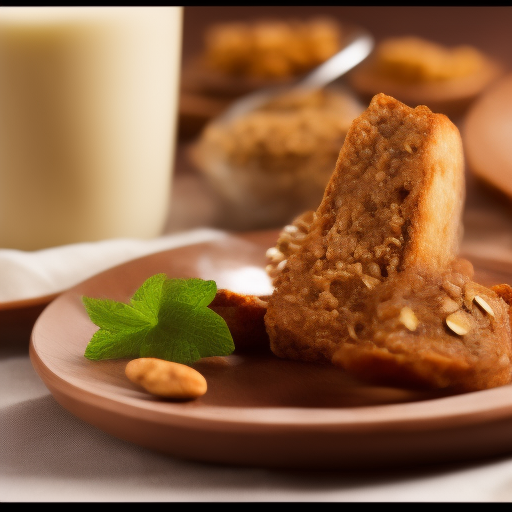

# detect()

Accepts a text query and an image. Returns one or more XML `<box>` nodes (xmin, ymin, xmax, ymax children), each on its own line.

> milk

<box><xmin>0</xmin><ymin>7</ymin><xmax>182</xmax><ymax>250</ymax></box>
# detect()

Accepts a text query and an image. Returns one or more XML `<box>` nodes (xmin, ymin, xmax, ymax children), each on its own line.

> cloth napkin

<box><xmin>0</xmin><ymin>228</ymin><xmax>228</xmax><ymax>303</ymax></box>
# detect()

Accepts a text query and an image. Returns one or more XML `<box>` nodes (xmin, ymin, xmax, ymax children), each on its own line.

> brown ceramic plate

<box><xmin>464</xmin><ymin>74</ymin><xmax>512</xmax><ymax>199</ymax></box>
<box><xmin>1</xmin><ymin>293</ymin><xmax>58</xmax><ymax>343</ymax></box>
<box><xmin>29</xmin><ymin>230</ymin><xmax>512</xmax><ymax>470</ymax></box>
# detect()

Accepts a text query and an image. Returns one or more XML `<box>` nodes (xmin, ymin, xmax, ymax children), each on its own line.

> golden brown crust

<box><xmin>209</xmin><ymin>289</ymin><xmax>270</xmax><ymax>353</ymax></box>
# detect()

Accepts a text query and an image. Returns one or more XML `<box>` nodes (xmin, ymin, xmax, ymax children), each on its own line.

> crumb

<box><xmin>209</xmin><ymin>288</ymin><xmax>270</xmax><ymax>353</ymax></box>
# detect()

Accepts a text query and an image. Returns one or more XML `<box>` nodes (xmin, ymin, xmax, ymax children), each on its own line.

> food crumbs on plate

<box><xmin>125</xmin><ymin>358</ymin><xmax>207</xmax><ymax>400</ymax></box>
<box><xmin>197</xmin><ymin>355</ymin><xmax>230</xmax><ymax>366</ymax></box>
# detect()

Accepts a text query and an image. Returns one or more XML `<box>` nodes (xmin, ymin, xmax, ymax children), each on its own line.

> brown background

<box><xmin>168</xmin><ymin>6</ymin><xmax>512</xmax><ymax>238</ymax></box>
<box><xmin>180</xmin><ymin>6</ymin><xmax>511</xmax><ymax>65</ymax></box>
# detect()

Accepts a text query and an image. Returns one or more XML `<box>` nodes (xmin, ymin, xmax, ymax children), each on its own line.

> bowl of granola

<box><xmin>189</xmin><ymin>86</ymin><xmax>364</xmax><ymax>230</ymax></box>
<box><xmin>179</xmin><ymin>17</ymin><xmax>354</xmax><ymax>137</ymax></box>
<box><xmin>348</xmin><ymin>36</ymin><xmax>503</xmax><ymax>118</ymax></box>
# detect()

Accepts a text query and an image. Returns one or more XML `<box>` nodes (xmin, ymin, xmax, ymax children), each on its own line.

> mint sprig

<box><xmin>83</xmin><ymin>274</ymin><xmax>235</xmax><ymax>364</ymax></box>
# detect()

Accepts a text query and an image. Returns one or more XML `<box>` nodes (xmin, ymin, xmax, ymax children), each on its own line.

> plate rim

<box><xmin>0</xmin><ymin>292</ymin><xmax>58</xmax><ymax>312</ymax></box>
<box><xmin>27</xmin><ymin>236</ymin><xmax>512</xmax><ymax>468</ymax></box>
<box><xmin>29</xmin><ymin>241</ymin><xmax>512</xmax><ymax>428</ymax></box>
<box><xmin>29</xmin><ymin>323</ymin><xmax>512</xmax><ymax>431</ymax></box>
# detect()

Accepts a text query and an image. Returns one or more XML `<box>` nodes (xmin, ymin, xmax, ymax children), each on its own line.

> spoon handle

<box><xmin>216</xmin><ymin>25</ymin><xmax>374</xmax><ymax>124</ymax></box>
<box><xmin>295</xmin><ymin>28</ymin><xmax>374</xmax><ymax>92</ymax></box>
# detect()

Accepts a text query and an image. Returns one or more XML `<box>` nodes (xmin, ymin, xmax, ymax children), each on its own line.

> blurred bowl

<box><xmin>189</xmin><ymin>85</ymin><xmax>365</xmax><ymax>231</ymax></box>
<box><xmin>463</xmin><ymin>73</ymin><xmax>512</xmax><ymax>199</ymax></box>
<box><xmin>179</xmin><ymin>17</ymin><xmax>363</xmax><ymax>138</ymax></box>
<box><xmin>348</xmin><ymin>36</ymin><xmax>504</xmax><ymax>119</ymax></box>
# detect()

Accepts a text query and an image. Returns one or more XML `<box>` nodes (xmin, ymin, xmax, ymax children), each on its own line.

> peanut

<box><xmin>125</xmin><ymin>358</ymin><xmax>207</xmax><ymax>400</ymax></box>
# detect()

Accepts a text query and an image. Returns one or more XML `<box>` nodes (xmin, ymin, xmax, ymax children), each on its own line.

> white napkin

<box><xmin>0</xmin><ymin>228</ymin><xmax>228</xmax><ymax>303</ymax></box>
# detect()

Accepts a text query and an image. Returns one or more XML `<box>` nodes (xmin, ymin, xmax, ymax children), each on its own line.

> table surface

<box><xmin>5</xmin><ymin>6</ymin><xmax>512</xmax><ymax>502</ymax></box>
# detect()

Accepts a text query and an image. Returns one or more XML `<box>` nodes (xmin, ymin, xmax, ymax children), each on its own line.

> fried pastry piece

<box><xmin>264</xmin><ymin>93</ymin><xmax>512</xmax><ymax>391</ymax></box>
<box><xmin>331</xmin><ymin>261</ymin><xmax>512</xmax><ymax>391</ymax></box>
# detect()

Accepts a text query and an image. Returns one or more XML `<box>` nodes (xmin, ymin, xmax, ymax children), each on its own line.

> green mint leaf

<box><xmin>83</xmin><ymin>275</ymin><xmax>234</xmax><ymax>364</ymax></box>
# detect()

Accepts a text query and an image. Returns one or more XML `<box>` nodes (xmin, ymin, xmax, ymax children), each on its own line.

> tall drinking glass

<box><xmin>0</xmin><ymin>7</ymin><xmax>182</xmax><ymax>250</ymax></box>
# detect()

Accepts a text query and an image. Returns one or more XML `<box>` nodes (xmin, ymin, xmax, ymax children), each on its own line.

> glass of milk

<box><xmin>0</xmin><ymin>7</ymin><xmax>183</xmax><ymax>250</ymax></box>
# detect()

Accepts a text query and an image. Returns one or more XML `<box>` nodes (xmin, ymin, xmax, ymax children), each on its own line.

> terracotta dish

<box><xmin>30</xmin><ymin>230</ymin><xmax>512</xmax><ymax>470</ymax></box>
<box><xmin>348</xmin><ymin>37</ymin><xmax>503</xmax><ymax>119</ymax></box>
<box><xmin>2</xmin><ymin>293</ymin><xmax>58</xmax><ymax>343</ymax></box>
<box><xmin>463</xmin><ymin>74</ymin><xmax>512</xmax><ymax>199</ymax></box>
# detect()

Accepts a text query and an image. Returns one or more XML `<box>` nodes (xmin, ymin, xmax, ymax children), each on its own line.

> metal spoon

<box><xmin>216</xmin><ymin>25</ymin><xmax>374</xmax><ymax>124</ymax></box>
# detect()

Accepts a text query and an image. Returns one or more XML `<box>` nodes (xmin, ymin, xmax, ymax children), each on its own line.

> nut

<box><xmin>361</xmin><ymin>274</ymin><xmax>381</xmax><ymax>290</ymax></box>
<box><xmin>125</xmin><ymin>358</ymin><xmax>207</xmax><ymax>400</ymax></box>
<box><xmin>399</xmin><ymin>306</ymin><xmax>419</xmax><ymax>331</ymax></box>
<box><xmin>347</xmin><ymin>324</ymin><xmax>358</xmax><ymax>340</ymax></box>
<box><xmin>473</xmin><ymin>295</ymin><xmax>495</xmax><ymax>317</ymax></box>
<box><xmin>439</xmin><ymin>296</ymin><xmax>460</xmax><ymax>314</ymax></box>
<box><xmin>445</xmin><ymin>311</ymin><xmax>471</xmax><ymax>336</ymax></box>
<box><xmin>283</xmin><ymin>224</ymin><xmax>299</xmax><ymax>234</ymax></box>
<box><xmin>266</xmin><ymin>246</ymin><xmax>285</xmax><ymax>263</ymax></box>
<box><xmin>463</xmin><ymin>282</ymin><xmax>490</xmax><ymax>310</ymax></box>
<box><xmin>276</xmin><ymin>259</ymin><xmax>288</xmax><ymax>271</ymax></box>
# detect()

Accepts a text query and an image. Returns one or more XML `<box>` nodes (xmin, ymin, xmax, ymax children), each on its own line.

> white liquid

<box><xmin>0</xmin><ymin>7</ymin><xmax>182</xmax><ymax>250</ymax></box>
